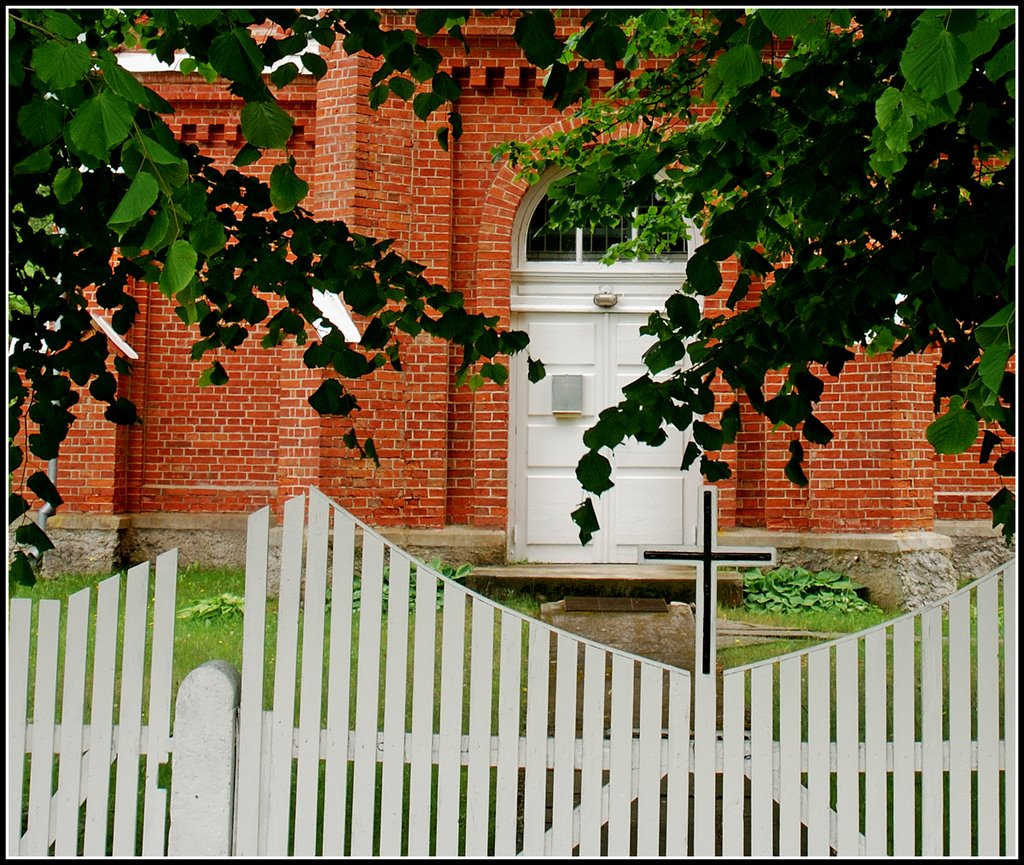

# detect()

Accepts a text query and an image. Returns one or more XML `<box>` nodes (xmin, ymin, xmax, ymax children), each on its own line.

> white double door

<box><xmin>510</xmin><ymin>288</ymin><xmax>700</xmax><ymax>563</ymax></box>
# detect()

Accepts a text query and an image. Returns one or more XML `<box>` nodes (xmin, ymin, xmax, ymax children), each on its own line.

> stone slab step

<box><xmin>467</xmin><ymin>563</ymin><xmax>746</xmax><ymax>606</ymax></box>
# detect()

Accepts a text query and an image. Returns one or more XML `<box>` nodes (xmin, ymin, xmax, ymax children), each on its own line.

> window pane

<box><xmin>526</xmin><ymin>195</ymin><xmax>576</xmax><ymax>261</ymax></box>
<box><xmin>581</xmin><ymin>215</ymin><xmax>630</xmax><ymax>260</ymax></box>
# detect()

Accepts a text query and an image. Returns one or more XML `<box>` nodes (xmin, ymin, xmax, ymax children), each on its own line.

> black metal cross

<box><xmin>640</xmin><ymin>486</ymin><xmax>776</xmax><ymax>675</ymax></box>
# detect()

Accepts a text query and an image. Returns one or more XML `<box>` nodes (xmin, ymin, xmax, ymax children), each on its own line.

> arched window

<box><xmin>525</xmin><ymin>189</ymin><xmax>689</xmax><ymax>263</ymax></box>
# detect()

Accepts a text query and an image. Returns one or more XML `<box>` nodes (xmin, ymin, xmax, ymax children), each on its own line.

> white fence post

<box><xmin>168</xmin><ymin>660</ymin><xmax>241</xmax><ymax>856</ymax></box>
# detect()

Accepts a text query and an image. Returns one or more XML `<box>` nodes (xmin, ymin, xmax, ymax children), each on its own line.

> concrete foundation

<box><xmin>12</xmin><ymin>511</ymin><xmax>1012</xmax><ymax>611</ymax></box>
<box><xmin>723</xmin><ymin>526</ymin><xmax>1013</xmax><ymax>610</ymax></box>
<box><xmin>13</xmin><ymin>511</ymin><xmax>506</xmax><ymax>591</ymax></box>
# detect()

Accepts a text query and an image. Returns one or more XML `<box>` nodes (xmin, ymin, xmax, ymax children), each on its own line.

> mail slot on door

<box><xmin>551</xmin><ymin>374</ymin><xmax>583</xmax><ymax>415</ymax></box>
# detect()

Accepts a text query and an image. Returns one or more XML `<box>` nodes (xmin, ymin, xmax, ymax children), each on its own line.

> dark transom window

<box><xmin>526</xmin><ymin>192</ymin><xmax>688</xmax><ymax>263</ymax></box>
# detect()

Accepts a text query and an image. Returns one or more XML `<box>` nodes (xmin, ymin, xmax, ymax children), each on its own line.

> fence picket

<box><xmin>863</xmin><ymin>628</ymin><xmax>887</xmax><ymax>855</ymax></box>
<box><xmin>636</xmin><ymin>663</ymin><xmax>663</xmax><ymax>856</ymax></box>
<box><xmin>806</xmin><ymin>647</ymin><xmax>830</xmax><ymax>855</ymax></box>
<box><xmin>1002</xmin><ymin>568</ymin><xmax>1016</xmax><ymax>858</ymax></box>
<box><xmin>721</xmin><ymin>670</ymin><xmax>744</xmax><ymax>857</ymax></box>
<box><xmin>379</xmin><ymin>550</ymin><xmax>411</xmax><ymax>856</ymax></box>
<box><xmin>83</xmin><ymin>576</ymin><xmax>120</xmax><ymax>856</ymax></box>
<box><xmin>351</xmin><ymin>530</ymin><xmax>386</xmax><ymax>856</ymax></box>
<box><xmin>266</xmin><ymin>494</ymin><xmax>306</xmax><ymax>855</ymax></box>
<box><xmin>494</xmin><ymin>612</ymin><xmax>523</xmax><ymax>856</ymax></box>
<box><xmin>691</xmin><ymin>672</ymin><xmax>716</xmax><ymax>855</ymax></box>
<box><xmin>891</xmin><ymin>616</ymin><xmax>915</xmax><ymax>855</ymax></box>
<box><xmin>405</xmin><ymin>563</ymin><xmax>437</xmax><ymax>856</ymax></box>
<box><xmin>607</xmin><ymin>654</ymin><xmax>633</xmax><ymax>857</ymax></box>
<box><xmin>141</xmin><ymin>551</ymin><xmax>176</xmax><ymax>855</ymax></box>
<box><xmin>321</xmin><ymin>509</ymin><xmax>355</xmax><ymax>856</ymax></box>
<box><xmin>112</xmin><ymin>564</ymin><xmax>149</xmax><ymax>855</ymax></box>
<box><xmin>975</xmin><ymin>577</ymin><xmax>999</xmax><ymax>855</ymax></box>
<box><xmin>24</xmin><ymin>600</ymin><xmax>60</xmax><ymax>855</ymax></box>
<box><xmin>550</xmin><ymin>633</ymin><xmax>577</xmax><ymax>856</ymax></box>
<box><xmin>578</xmin><ymin>644</ymin><xmax>605</xmax><ymax>857</ymax></box>
<box><xmin>435</xmin><ymin>582</ymin><xmax>467</xmax><ymax>856</ymax></box>
<box><xmin>946</xmin><ymin>591</ymin><xmax>971</xmax><ymax>856</ymax></box>
<box><xmin>835</xmin><ymin>638</ymin><xmax>860</xmax><ymax>855</ymax></box>
<box><xmin>234</xmin><ymin>506</ymin><xmax>270</xmax><ymax>856</ymax></box>
<box><xmin>750</xmin><ymin>664</ymin><xmax>773</xmax><ymax>856</ymax></box>
<box><xmin>920</xmin><ymin>606</ymin><xmax>944</xmax><ymax>855</ymax></box>
<box><xmin>8</xmin><ymin>598</ymin><xmax>32</xmax><ymax>856</ymax></box>
<box><xmin>522</xmin><ymin>621</ymin><xmax>550</xmax><ymax>856</ymax></box>
<box><xmin>664</xmin><ymin>668</ymin><xmax>690</xmax><ymax>857</ymax></box>
<box><xmin>777</xmin><ymin>655</ymin><xmax>801</xmax><ymax>856</ymax></box>
<box><xmin>54</xmin><ymin>589</ymin><xmax>89</xmax><ymax>856</ymax></box>
<box><xmin>465</xmin><ymin>595</ymin><xmax>495</xmax><ymax>857</ymax></box>
<box><xmin>293</xmin><ymin>489</ymin><xmax>330</xmax><ymax>856</ymax></box>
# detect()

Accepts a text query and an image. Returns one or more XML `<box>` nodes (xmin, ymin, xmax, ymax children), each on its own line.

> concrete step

<box><xmin>467</xmin><ymin>563</ymin><xmax>746</xmax><ymax>607</ymax></box>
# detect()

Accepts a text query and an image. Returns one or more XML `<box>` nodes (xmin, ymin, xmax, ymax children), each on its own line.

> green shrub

<box><xmin>741</xmin><ymin>565</ymin><xmax>881</xmax><ymax>614</ymax></box>
<box><xmin>328</xmin><ymin>558</ymin><xmax>473</xmax><ymax>613</ymax></box>
<box><xmin>176</xmin><ymin>592</ymin><xmax>246</xmax><ymax>622</ymax></box>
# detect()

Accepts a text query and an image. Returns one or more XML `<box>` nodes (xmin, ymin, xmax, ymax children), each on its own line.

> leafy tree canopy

<box><xmin>8</xmin><ymin>9</ymin><xmax>1015</xmax><ymax>588</ymax></box>
<box><xmin>494</xmin><ymin>8</ymin><xmax>1015</xmax><ymax>545</ymax></box>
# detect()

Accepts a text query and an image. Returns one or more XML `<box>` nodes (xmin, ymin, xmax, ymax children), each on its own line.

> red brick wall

<box><xmin>42</xmin><ymin>12</ymin><xmax>1013</xmax><ymax>539</ymax></box>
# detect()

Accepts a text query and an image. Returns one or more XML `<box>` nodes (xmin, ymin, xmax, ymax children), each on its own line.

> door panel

<box><xmin>514</xmin><ymin>306</ymin><xmax>698</xmax><ymax>563</ymax></box>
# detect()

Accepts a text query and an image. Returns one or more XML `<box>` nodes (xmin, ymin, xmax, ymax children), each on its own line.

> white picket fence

<box><xmin>8</xmin><ymin>487</ymin><xmax>1016</xmax><ymax>856</ymax></box>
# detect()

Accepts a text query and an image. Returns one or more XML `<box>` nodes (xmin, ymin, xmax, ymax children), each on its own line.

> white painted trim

<box><xmin>89</xmin><ymin>310</ymin><xmax>139</xmax><ymax>359</ymax></box>
<box><xmin>116</xmin><ymin>40</ymin><xmax>321</xmax><ymax>75</ymax></box>
<box><xmin>311</xmin><ymin>289</ymin><xmax>361</xmax><ymax>343</ymax></box>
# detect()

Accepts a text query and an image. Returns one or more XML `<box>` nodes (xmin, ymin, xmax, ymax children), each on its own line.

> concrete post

<box><xmin>168</xmin><ymin>660</ymin><xmax>241</xmax><ymax>855</ymax></box>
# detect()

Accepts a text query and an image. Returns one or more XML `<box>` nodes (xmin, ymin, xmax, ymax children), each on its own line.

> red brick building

<box><xmin>37</xmin><ymin>12</ymin><xmax>1013</xmax><ymax>606</ymax></box>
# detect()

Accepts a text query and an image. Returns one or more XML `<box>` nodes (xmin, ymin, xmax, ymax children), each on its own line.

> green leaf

<box><xmin>713</xmin><ymin>43</ymin><xmax>764</xmax><ymax>88</ymax></box>
<box><xmin>68</xmin><ymin>91</ymin><xmax>135</xmax><ymax>159</ymax></box>
<box><xmin>431</xmin><ymin>71</ymin><xmax>460</xmax><ymax>102</ymax></box>
<box><xmin>269</xmin><ymin>160</ymin><xmax>309</xmax><ymax>212</ymax></box>
<box><xmin>10</xmin><ymin>551</ymin><xmax>37</xmax><ymax>589</ymax></box>
<box><xmin>301</xmin><ymin>52</ymin><xmax>328</xmax><ymax>79</ymax></box>
<box><xmin>784</xmin><ymin>439</ymin><xmax>808</xmax><ymax>486</ymax></box>
<box><xmin>270</xmin><ymin>61</ymin><xmax>299</xmax><ymax>90</ymax></box>
<box><xmin>27</xmin><ymin>470</ymin><xmax>64</xmax><ymax>508</ymax></box>
<box><xmin>32</xmin><ymin>39</ymin><xmax>93</xmax><ymax>90</ymax></box>
<box><xmin>107</xmin><ymin>170</ymin><xmax>160</xmax><ymax>235</ymax></box>
<box><xmin>17</xmin><ymin>97</ymin><xmax>65</xmax><ymax>145</ymax></box>
<box><xmin>97</xmin><ymin>51</ymin><xmax>149</xmax><ymax>105</ymax></box>
<box><xmin>412</xmin><ymin>90</ymin><xmax>444</xmax><ymax>120</ymax></box>
<box><xmin>53</xmin><ymin>166</ymin><xmax>83</xmax><ymax>204</ymax></box>
<box><xmin>514</xmin><ymin>10</ymin><xmax>563</xmax><ymax>68</ymax></box>
<box><xmin>159</xmin><ymin>240</ymin><xmax>198</xmax><ymax>298</ymax></box>
<box><xmin>926</xmin><ymin>396</ymin><xmax>980</xmax><ymax>454</ymax></box>
<box><xmin>388</xmin><ymin>76</ymin><xmax>415</xmax><ymax>100</ymax></box>
<box><xmin>240</xmin><ymin>101</ymin><xmax>294</xmax><ymax>149</ymax></box>
<box><xmin>988</xmin><ymin>487</ymin><xmax>1015</xmax><ymax>544</ymax></box>
<box><xmin>577</xmin><ymin>22</ymin><xmax>628</xmax><ymax>68</ymax></box>
<box><xmin>9</xmin><ymin>493</ymin><xmax>31</xmax><ymax>521</ymax></box>
<box><xmin>759</xmin><ymin>9</ymin><xmax>816</xmax><ymax>38</ymax></box>
<box><xmin>198</xmin><ymin>361</ymin><xmax>229</xmax><ymax>387</ymax></box>
<box><xmin>209</xmin><ymin>27</ymin><xmax>264</xmax><ymax>82</ymax></box>
<box><xmin>233</xmin><ymin>143</ymin><xmax>262</xmax><ymax>167</ymax></box>
<box><xmin>189</xmin><ymin>217</ymin><xmax>227</xmax><ymax>257</ymax></box>
<box><xmin>527</xmin><ymin>357</ymin><xmax>547</xmax><ymax>383</ymax></box>
<box><xmin>571</xmin><ymin>498</ymin><xmax>600</xmax><ymax>546</ymax></box>
<box><xmin>901</xmin><ymin>18</ymin><xmax>972</xmax><ymax>99</ymax></box>
<box><xmin>576</xmin><ymin>450</ymin><xmax>614</xmax><ymax>495</ymax></box>
<box><xmin>984</xmin><ymin>42</ymin><xmax>1015</xmax><ymax>82</ymax></box>
<box><xmin>16</xmin><ymin>520</ymin><xmax>55</xmax><ymax>554</ymax></box>
<box><xmin>308</xmin><ymin>379</ymin><xmax>357</xmax><ymax>415</ymax></box>
<box><xmin>13</xmin><ymin>147</ymin><xmax>51</xmax><ymax>175</ymax></box>
<box><xmin>686</xmin><ymin>248</ymin><xmax>723</xmax><ymax>295</ymax></box>
<box><xmin>977</xmin><ymin>344</ymin><xmax>1011</xmax><ymax>395</ymax></box>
